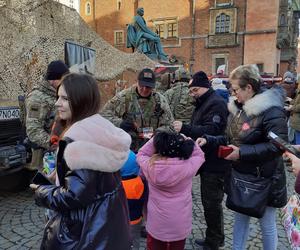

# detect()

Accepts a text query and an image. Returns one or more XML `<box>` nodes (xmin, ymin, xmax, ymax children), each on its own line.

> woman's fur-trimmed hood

<box><xmin>228</xmin><ymin>87</ymin><xmax>285</xmax><ymax>117</ymax></box>
<box><xmin>63</xmin><ymin>114</ymin><xmax>131</xmax><ymax>172</ymax></box>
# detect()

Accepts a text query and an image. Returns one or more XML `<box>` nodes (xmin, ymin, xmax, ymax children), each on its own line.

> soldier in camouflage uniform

<box><xmin>25</xmin><ymin>60</ymin><xmax>69</xmax><ymax>171</ymax></box>
<box><xmin>101</xmin><ymin>68</ymin><xmax>174</xmax><ymax>153</ymax></box>
<box><xmin>164</xmin><ymin>68</ymin><xmax>194</xmax><ymax>123</ymax></box>
<box><xmin>155</xmin><ymin>72</ymin><xmax>171</xmax><ymax>94</ymax></box>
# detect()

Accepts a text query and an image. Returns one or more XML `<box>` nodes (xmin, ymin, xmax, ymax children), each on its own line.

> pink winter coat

<box><xmin>137</xmin><ymin>138</ymin><xmax>205</xmax><ymax>242</ymax></box>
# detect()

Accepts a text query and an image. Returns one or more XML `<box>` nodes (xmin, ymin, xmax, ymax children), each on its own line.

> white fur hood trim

<box><xmin>63</xmin><ymin>114</ymin><xmax>131</xmax><ymax>172</ymax></box>
<box><xmin>228</xmin><ymin>87</ymin><xmax>285</xmax><ymax>117</ymax></box>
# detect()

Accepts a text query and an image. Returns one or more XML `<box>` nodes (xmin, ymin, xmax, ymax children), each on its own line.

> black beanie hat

<box><xmin>45</xmin><ymin>60</ymin><xmax>69</xmax><ymax>80</ymax></box>
<box><xmin>189</xmin><ymin>71</ymin><xmax>210</xmax><ymax>88</ymax></box>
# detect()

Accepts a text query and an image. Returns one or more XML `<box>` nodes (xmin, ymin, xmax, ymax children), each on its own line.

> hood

<box><xmin>149</xmin><ymin>157</ymin><xmax>195</xmax><ymax>187</ymax></box>
<box><xmin>63</xmin><ymin>114</ymin><xmax>131</xmax><ymax>172</ymax></box>
<box><xmin>228</xmin><ymin>87</ymin><xmax>285</xmax><ymax>117</ymax></box>
<box><xmin>212</xmin><ymin>83</ymin><xmax>227</xmax><ymax>90</ymax></box>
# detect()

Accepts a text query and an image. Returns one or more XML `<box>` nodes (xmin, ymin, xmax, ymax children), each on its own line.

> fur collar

<box><xmin>63</xmin><ymin>114</ymin><xmax>131</xmax><ymax>172</ymax></box>
<box><xmin>228</xmin><ymin>87</ymin><xmax>285</xmax><ymax>117</ymax></box>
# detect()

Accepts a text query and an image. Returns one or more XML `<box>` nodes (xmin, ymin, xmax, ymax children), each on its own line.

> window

<box><xmin>212</xmin><ymin>54</ymin><xmax>228</xmax><ymax>74</ymax></box>
<box><xmin>215</xmin><ymin>13</ymin><xmax>230</xmax><ymax>33</ymax></box>
<box><xmin>216</xmin><ymin>0</ymin><xmax>232</xmax><ymax>7</ymax></box>
<box><xmin>153</xmin><ymin>18</ymin><xmax>178</xmax><ymax>39</ymax></box>
<box><xmin>256</xmin><ymin>63</ymin><xmax>264</xmax><ymax>73</ymax></box>
<box><xmin>167</xmin><ymin>23</ymin><xmax>177</xmax><ymax>38</ymax></box>
<box><xmin>85</xmin><ymin>2</ymin><xmax>91</xmax><ymax>15</ymax></box>
<box><xmin>156</xmin><ymin>24</ymin><xmax>165</xmax><ymax>38</ymax></box>
<box><xmin>215</xmin><ymin>58</ymin><xmax>226</xmax><ymax>73</ymax></box>
<box><xmin>117</xmin><ymin>0</ymin><xmax>121</xmax><ymax>11</ymax></box>
<box><xmin>114</xmin><ymin>31</ymin><xmax>124</xmax><ymax>45</ymax></box>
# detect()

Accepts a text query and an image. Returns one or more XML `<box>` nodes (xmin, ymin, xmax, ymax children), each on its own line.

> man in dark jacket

<box><xmin>173</xmin><ymin>71</ymin><xmax>228</xmax><ymax>250</ymax></box>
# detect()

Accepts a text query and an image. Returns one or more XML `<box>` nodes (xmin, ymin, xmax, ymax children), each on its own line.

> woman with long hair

<box><xmin>30</xmin><ymin>73</ymin><xmax>132</xmax><ymax>249</ymax></box>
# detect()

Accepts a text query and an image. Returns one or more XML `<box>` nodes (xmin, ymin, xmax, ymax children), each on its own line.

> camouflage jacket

<box><xmin>164</xmin><ymin>82</ymin><xmax>194</xmax><ymax>123</ymax></box>
<box><xmin>25</xmin><ymin>81</ymin><xmax>56</xmax><ymax>149</ymax></box>
<box><xmin>101</xmin><ymin>86</ymin><xmax>174</xmax><ymax>152</ymax></box>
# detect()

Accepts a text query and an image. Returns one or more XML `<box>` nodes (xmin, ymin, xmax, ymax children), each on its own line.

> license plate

<box><xmin>0</xmin><ymin>107</ymin><xmax>20</xmax><ymax>120</ymax></box>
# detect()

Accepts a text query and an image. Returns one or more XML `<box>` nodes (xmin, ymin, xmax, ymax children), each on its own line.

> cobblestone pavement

<box><xmin>0</xmin><ymin>169</ymin><xmax>295</xmax><ymax>250</ymax></box>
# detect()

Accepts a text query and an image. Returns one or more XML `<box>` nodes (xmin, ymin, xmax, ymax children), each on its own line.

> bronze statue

<box><xmin>127</xmin><ymin>7</ymin><xmax>168</xmax><ymax>61</ymax></box>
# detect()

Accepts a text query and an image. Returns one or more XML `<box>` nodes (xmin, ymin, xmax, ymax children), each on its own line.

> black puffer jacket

<box><xmin>206</xmin><ymin>87</ymin><xmax>288</xmax><ymax>208</ymax></box>
<box><xmin>180</xmin><ymin>88</ymin><xmax>229</xmax><ymax>173</ymax></box>
<box><xmin>34</xmin><ymin>114</ymin><xmax>132</xmax><ymax>250</ymax></box>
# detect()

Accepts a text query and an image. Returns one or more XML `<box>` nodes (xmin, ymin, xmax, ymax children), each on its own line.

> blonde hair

<box><xmin>229</xmin><ymin>64</ymin><xmax>262</xmax><ymax>93</ymax></box>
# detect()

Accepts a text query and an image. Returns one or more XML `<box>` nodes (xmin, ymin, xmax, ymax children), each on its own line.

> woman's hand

<box><xmin>196</xmin><ymin>137</ymin><xmax>207</xmax><ymax>147</ymax></box>
<box><xmin>225</xmin><ymin>145</ymin><xmax>240</xmax><ymax>161</ymax></box>
<box><xmin>284</xmin><ymin>105</ymin><xmax>293</xmax><ymax>111</ymax></box>
<box><xmin>293</xmin><ymin>145</ymin><xmax>300</xmax><ymax>151</ymax></box>
<box><xmin>286</xmin><ymin>97</ymin><xmax>293</xmax><ymax>103</ymax></box>
<box><xmin>180</xmin><ymin>133</ymin><xmax>191</xmax><ymax>141</ymax></box>
<box><xmin>29</xmin><ymin>184</ymin><xmax>39</xmax><ymax>190</ymax></box>
<box><xmin>285</xmin><ymin>151</ymin><xmax>300</xmax><ymax>176</ymax></box>
<box><xmin>47</xmin><ymin>169</ymin><xmax>57</xmax><ymax>183</ymax></box>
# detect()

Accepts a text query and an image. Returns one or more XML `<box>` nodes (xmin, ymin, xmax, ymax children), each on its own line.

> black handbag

<box><xmin>226</xmin><ymin>168</ymin><xmax>272</xmax><ymax>218</ymax></box>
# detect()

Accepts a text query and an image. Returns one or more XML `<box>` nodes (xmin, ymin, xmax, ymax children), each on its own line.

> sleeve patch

<box><xmin>28</xmin><ymin>104</ymin><xmax>41</xmax><ymax>119</ymax></box>
<box><xmin>212</xmin><ymin>115</ymin><xmax>221</xmax><ymax>123</ymax></box>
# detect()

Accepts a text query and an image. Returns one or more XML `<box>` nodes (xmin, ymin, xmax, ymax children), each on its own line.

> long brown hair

<box><xmin>58</xmin><ymin>73</ymin><xmax>101</xmax><ymax>125</ymax></box>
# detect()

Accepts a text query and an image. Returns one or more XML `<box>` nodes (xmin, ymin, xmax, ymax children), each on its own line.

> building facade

<box><xmin>55</xmin><ymin>0</ymin><xmax>80</xmax><ymax>13</ymax></box>
<box><xmin>80</xmin><ymin>0</ymin><xmax>299</xmax><ymax>76</ymax></box>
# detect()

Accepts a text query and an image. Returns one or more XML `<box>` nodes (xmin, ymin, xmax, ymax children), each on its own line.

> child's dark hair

<box><xmin>153</xmin><ymin>131</ymin><xmax>194</xmax><ymax>160</ymax></box>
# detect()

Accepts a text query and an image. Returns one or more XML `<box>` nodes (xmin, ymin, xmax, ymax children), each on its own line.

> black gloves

<box><xmin>120</xmin><ymin>119</ymin><xmax>136</xmax><ymax>132</ymax></box>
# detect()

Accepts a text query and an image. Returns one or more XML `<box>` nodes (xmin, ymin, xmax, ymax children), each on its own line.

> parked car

<box><xmin>0</xmin><ymin>97</ymin><xmax>31</xmax><ymax>191</ymax></box>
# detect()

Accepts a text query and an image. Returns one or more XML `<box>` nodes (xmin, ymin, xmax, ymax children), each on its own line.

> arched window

<box><xmin>117</xmin><ymin>0</ymin><xmax>121</xmax><ymax>11</ymax></box>
<box><xmin>216</xmin><ymin>13</ymin><xmax>230</xmax><ymax>33</ymax></box>
<box><xmin>85</xmin><ymin>2</ymin><xmax>91</xmax><ymax>16</ymax></box>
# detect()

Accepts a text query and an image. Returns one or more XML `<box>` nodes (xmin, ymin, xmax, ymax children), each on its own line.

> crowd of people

<box><xmin>25</xmin><ymin>60</ymin><xmax>300</xmax><ymax>250</ymax></box>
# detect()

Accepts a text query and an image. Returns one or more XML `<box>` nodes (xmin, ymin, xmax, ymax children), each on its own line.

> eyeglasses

<box><xmin>189</xmin><ymin>87</ymin><xmax>200</xmax><ymax>94</ymax></box>
<box><xmin>231</xmin><ymin>87</ymin><xmax>241</xmax><ymax>94</ymax></box>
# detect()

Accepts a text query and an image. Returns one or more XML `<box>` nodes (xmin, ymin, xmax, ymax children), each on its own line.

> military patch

<box><xmin>242</xmin><ymin>122</ymin><xmax>250</xmax><ymax>131</ymax></box>
<box><xmin>28</xmin><ymin>104</ymin><xmax>41</xmax><ymax>119</ymax></box>
<box><xmin>212</xmin><ymin>115</ymin><xmax>221</xmax><ymax>123</ymax></box>
<box><xmin>144</xmin><ymin>72</ymin><xmax>152</xmax><ymax>79</ymax></box>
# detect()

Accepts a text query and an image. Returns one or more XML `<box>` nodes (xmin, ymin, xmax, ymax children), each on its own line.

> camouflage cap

<box><xmin>173</xmin><ymin>68</ymin><xmax>190</xmax><ymax>82</ymax></box>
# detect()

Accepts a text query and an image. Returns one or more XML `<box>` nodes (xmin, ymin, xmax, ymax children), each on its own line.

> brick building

<box><xmin>80</xmin><ymin>0</ymin><xmax>300</xmax><ymax>76</ymax></box>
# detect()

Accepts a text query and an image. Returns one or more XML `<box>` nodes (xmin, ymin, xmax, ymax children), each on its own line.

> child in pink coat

<box><xmin>137</xmin><ymin>131</ymin><xmax>205</xmax><ymax>250</ymax></box>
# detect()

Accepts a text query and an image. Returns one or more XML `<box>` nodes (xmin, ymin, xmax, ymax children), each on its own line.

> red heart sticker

<box><xmin>242</xmin><ymin>122</ymin><xmax>250</xmax><ymax>131</ymax></box>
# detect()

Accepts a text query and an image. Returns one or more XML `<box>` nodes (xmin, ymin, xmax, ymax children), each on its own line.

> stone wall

<box><xmin>0</xmin><ymin>0</ymin><xmax>154</xmax><ymax>100</ymax></box>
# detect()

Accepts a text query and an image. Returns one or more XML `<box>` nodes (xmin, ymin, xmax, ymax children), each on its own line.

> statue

<box><xmin>126</xmin><ymin>7</ymin><xmax>168</xmax><ymax>61</ymax></box>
